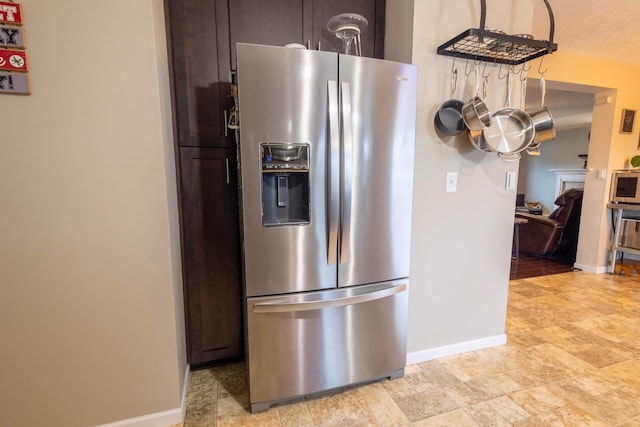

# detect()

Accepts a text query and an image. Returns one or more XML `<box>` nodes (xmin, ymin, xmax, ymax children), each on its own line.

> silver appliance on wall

<box><xmin>235</xmin><ymin>43</ymin><xmax>418</xmax><ymax>412</ymax></box>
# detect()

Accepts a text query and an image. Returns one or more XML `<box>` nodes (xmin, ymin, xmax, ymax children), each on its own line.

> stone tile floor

<box><xmin>174</xmin><ymin>271</ymin><xmax>640</xmax><ymax>426</ymax></box>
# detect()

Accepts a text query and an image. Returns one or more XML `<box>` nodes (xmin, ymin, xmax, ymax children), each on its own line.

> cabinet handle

<box><xmin>317</xmin><ymin>41</ymin><xmax>321</xmax><ymax>51</ymax></box>
<box><xmin>307</xmin><ymin>40</ymin><xmax>311</xmax><ymax>50</ymax></box>
<box><xmin>225</xmin><ymin>158</ymin><xmax>230</xmax><ymax>185</ymax></box>
<box><xmin>224</xmin><ymin>110</ymin><xmax>228</xmax><ymax>137</ymax></box>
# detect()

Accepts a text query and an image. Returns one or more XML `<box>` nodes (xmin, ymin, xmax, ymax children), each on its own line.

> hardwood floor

<box><xmin>510</xmin><ymin>253</ymin><xmax>575</xmax><ymax>280</ymax></box>
<box><xmin>175</xmin><ymin>271</ymin><xmax>640</xmax><ymax>426</ymax></box>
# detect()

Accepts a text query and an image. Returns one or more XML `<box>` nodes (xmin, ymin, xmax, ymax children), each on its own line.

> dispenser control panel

<box><xmin>261</xmin><ymin>143</ymin><xmax>309</xmax><ymax>172</ymax></box>
<box><xmin>260</xmin><ymin>142</ymin><xmax>310</xmax><ymax>227</ymax></box>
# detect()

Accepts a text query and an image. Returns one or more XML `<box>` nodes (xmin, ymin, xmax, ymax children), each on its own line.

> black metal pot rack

<box><xmin>436</xmin><ymin>0</ymin><xmax>558</xmax><ymax>65</ymax></box>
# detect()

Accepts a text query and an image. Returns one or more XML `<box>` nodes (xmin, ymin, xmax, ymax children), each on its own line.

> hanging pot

<box><xmin>462</xmin><ymin>96</ymin><xmax>491</xmax><ymax>131</ymax></box>
<box><xmin>483</xmin><ymin>108</ymin><xmax>535</xmax><ymax>155</ymax></box>
<box><xmin>462</xmin><ymin>63</ymin><xmax>491</xmax><ymax>131</ymax></box>
<box><xmin>529</xmin><ymin>108</ymin><xmax>555</xmax><ymax>143</ymax></box>
<box><xmin>498</xmin><ymin>152</ymin><xmax>521</xmax><ymax>161</ymax></box>
<box><xmin>526</xmin><ymin>143</ymin><xmax>541</xmax><ymax>155</ymax></box>
<box><xmin>468</xmin><ymin>128</ymin><xmax>492</xmax><ymax>152</ymax></box>
<box><xmin>435</xmin><ymin>61</ymin><xmax>465</xmax><ymax>136</ymax></box>
<box><xmin>435</xmin><ymin>99</ymin><xmax>465</xmax><ymax>136</ymax></box>
<box><xmin>481</xmin><ymin>68</ymin><xmax>535</xmax><ymax>156</ymax></box>
<box><xmin>528</xmin><ymin>74</ymin><xmax>556</xmax><ymax>143</ymax></box>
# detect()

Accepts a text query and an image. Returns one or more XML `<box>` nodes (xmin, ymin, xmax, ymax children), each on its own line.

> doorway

<box><xmin>510</xmin><ymin>80</ymin><xmax>597</xmax><ymax>280</ymax></box>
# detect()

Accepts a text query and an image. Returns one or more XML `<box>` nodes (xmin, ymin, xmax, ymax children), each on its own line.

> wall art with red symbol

<box><xmin>0</xmin><ymin>2</ymin><xmax>28</xmax><ymax>95</ymax></box>
<box><xmin>0</xmin><ymin>1</ymin><xmax>22</xmax><ymax>25</ymax></box>
<box><xmin>0</xmin><ymin>48</ymin><xmax>26</xmax><ymax>71</ymax></box>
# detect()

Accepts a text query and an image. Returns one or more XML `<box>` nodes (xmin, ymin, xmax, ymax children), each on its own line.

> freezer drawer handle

<box><xmin>252</xmin><ymin>283</ymin><xmax>406</xmax><ymax>313</ymax></box>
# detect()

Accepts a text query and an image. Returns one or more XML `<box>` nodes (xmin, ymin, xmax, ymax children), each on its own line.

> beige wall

<box><xmin>538</xmin><ymin>53</ymin><xmax>640</xmax><ymax>272</ymax></box>
<box><xmin>2</xmin><ymin>0</ymin><xmax>636</xmax><ymax>424</ymax></box>
<box><xmin>387</xmin><ymin>0</ymin><xmax>534</xmax><ymax>356</ymax></box>
<box><xmin>387</xmin><ymin>0</ymin><xmax>640</xmax><ymax>358</ymax></box>
<box><xmin>0</xmin><ymin>1</ymin><xmax>186</xmax><ymax>426</ymax></box>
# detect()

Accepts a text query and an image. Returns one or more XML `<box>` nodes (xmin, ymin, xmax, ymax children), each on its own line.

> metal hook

<box><xmin>522</xmin><ymin>61</ymin><xmax>532</xmax><ymax>72</ymax></box>
<box><xmin>464</xmin><ymin>59</ymin><xmax>472</xmax><ymax>76</ymax></box>
<box><xmin>451</xmin><ymin>57</ymin><xmax>457</xmax><ymax>74</ymax></box>
<box><xmin>538</xmin><ymin>56</ymin><xmax>548</xmax><ymax>75</ymax></box>
<box><xmin>473</xmin><ymin>46</ymin><xmax>481</xmax><ymax>66</ymax></box>
<box><xmin>519</xmin><ymin>68</ymin><xmax>528</xmax><ymax>82</ymax></box>
<box><xmin>481</xmin><ymin>61</ymin><xmax>491</xmax><ymax>78</ymax></box>
<box><xmin>513</xmin><ymin>64</ymin><xmax>523</xmax><ymax>75</ymax></box>
<box><xmin>497</xmin><ymin>63</ymin><xmax>508</xmax><ymax>79</ymax></box>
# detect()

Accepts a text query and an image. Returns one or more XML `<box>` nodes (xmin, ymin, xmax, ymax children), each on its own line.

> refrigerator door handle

<box><xmin>252</xmin><ymin>283</ymin><xmax>406</xmax><ymax>313</ymax></box>
<box><xmin>340</xmin><ymin>81</ymin><xmax>353</xmax><ymax>264</ymax></box>
<box><xmin>327</xmin><ymin>80</ymin><xmax>340</xmax><ymax>265</ymax></box>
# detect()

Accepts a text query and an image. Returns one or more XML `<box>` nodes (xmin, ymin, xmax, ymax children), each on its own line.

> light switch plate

<box><xmin>506</xmin><ymin>171</ymin><xmax>517</xmax><ymax>190</ymax></box>
<box><xmin>446</xmin><ymin>172</ymin><xmax>457</xmax><ymax>192</ymax></box>
<box><xmin>598</xmin><ymin>169</ymin><xmax>607</xmax><ymax>180</ymax></box>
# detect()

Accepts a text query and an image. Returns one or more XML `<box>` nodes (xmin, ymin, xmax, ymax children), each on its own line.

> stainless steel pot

<box><xmin>461</xmin><ymin>62</ymin><xmax>492</xmax><ymax>131</ymax></box>
<box><xmin>529</xmin><ymin>106</ymin><xmax>556</xmax><ymax>143</ymax></box>
<box><xmin>434</xmin><ymin>62</ymin><xmax>465</xmax><ymax>136</ymax></box>
<box><xmin>482</xmin><ymin>71</ymin><xmax>535</xmax><ymax>156</ymax></box>
<box><xmin>468</xmin><ymin>128</ymin><xmax>492</xmax><ymax>152</ymax></box>
<box><xmin>462</xmin><ymin>96</ymin><xmax>491</xmax><ymax>131</ymax></box>
<box><xmin>529</xmin><ymin>74</ymin><xmax>556</xmax><ymax>143</ymax></box>
<box><xmin>482</xmin><ymin>107</ymin><xmax>535</xmax><ymax>155</ymax></box>
<box><xmin>434</xmin><ymin>99</ymin><xmax>465</xmax><ymax>136</ymax></box>
<box><xmin>498</xmin><ymin>152</ymin><xmax>521</xmax><ymax>161</ymax></box>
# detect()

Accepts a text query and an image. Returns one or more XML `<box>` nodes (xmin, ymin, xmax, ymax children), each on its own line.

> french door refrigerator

<box><xmin>235</xmin><ymin>43</ymin><xmax>418</xmax><ymax>412</ymax></box>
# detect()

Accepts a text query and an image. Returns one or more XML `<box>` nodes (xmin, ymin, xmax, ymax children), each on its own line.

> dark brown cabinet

<box><xmin>308</xmin><ymin>0</ymin><xmax>384</xmax><ymax>58</ymax></box>
<box><xmin>228</xmin><ymin>0</ymin><xmax>305</xmax><ymax>71</ymax></box>
<box><xmin>166</xmin><ymin>0</ymin><xmax>234</xmax><ymax>148</ymax></box>
<box><xmin>228</xmin><ymin>0</ymin><xmax>385</xmax><ymax>70</ymax></box>
<box><xmin>179</xmin><ymin>147</ymin><xmax>241</xmax><ymax>365</ymax></box>
<box><xmin>165</xmin><ymin>0</ymin><xmax>385</xmax><ymax>366</ymax></box>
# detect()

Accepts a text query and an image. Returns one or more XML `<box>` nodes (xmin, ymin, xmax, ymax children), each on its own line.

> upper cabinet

<box><xmin>228</xmin><ymin>0</ymin><xmax>385</xmax><ymax>70</ymax></box>
<box><xmin>228</xmin><ymin>0</ymin><xmax>305</xmax><ymax>71</ymax></box>
<box><xmin>309</xmin><ymin>0</ymin><xmax>384</xmax><ymax>58</ymax></box>
<box><xmin>167</xmin><ymin>0</ymin><xmax>385</xmax><ymax>147</ymax></box>
<box><xmin>166</xmin><ymin>0</ymin><xmax>235</xmax><ymax>148</ymax></box>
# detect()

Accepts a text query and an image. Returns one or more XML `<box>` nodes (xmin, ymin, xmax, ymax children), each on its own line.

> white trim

<box><xmin>550</xmin><ymin>169</ymin><xmax>586</xmax><ymax>206</ymax></box>
<box><xmin>406</xmin><ymin>334</ymin><xmax>507</xmax><ymax>365</ymax></box>
<box><xmin>96</xmin><ymin>365</ymin><xmax>190</xmax><ymax>427</ymax></box>
<box><xmin>95</xmin><ymin>408</ymin><xmax>182</xmax><ymax>427</ymax></box>
<box><xmin>574</xmin><ymin>262</ymin><xmax>608</xmax><ymax>274</ymax></box>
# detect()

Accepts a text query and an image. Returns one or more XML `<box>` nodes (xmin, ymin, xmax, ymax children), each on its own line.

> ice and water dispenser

<box><xmin>260</xmin><ymin>143</ymin><xmax>310</xmax><ymax>227</ymax></box>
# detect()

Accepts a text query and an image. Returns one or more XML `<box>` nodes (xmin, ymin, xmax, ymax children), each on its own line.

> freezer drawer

<box><xmin>245</xmin><ymin>280</ymin><xmax>408</xmax><ymax>412</ymax></box>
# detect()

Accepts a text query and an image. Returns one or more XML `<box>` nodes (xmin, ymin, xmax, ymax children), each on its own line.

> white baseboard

<box><xmin>97</xmin><ymin>365</ymin><xmax>190</xmax><ymax>427</ymax></box>
<box><xmin>574</xmin><ymin>263</ymin><xmax>608</xmax><ymax>274</ymax></box>
<box><xmin>96</xmin><ymin>408</ymin><xmax>182</xmax><ymax>427</ymax></box>
<box><xmin>406</xmin><ymin>334</ymin><xmax>507</xmax><ymax>365</ymax></box>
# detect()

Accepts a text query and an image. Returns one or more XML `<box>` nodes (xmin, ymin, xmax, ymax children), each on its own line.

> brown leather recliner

<box><xmin>515</xmin><ymin>188</ymin><xmax>584</xmax><ymax>258</ymax></box>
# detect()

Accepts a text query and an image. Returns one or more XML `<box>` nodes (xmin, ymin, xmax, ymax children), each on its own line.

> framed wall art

<box><xmin>620</xmin><ymin>108</ymin><xmax>636</xmax><ymax>134</ymax></box>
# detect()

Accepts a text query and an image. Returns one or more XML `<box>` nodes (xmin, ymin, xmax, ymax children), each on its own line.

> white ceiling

<box><xmin>526</xmin><ymin>0</ymin><xmax>640</xmax><ymax>128</ymax></box>
<box><xmin>532</xmin><ymin>0</ymin><xmax>640</xmax><ymax>66</ymax></box>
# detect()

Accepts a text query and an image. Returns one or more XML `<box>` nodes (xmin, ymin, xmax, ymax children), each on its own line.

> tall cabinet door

<box><xmin>167</xmin><ymin>0</ymin><xmax>234</xmax><ymax>147</ymax></box>
<box><xmin>179</xmin><ymin>147</ymin><xmax>242</xmax><ymax>365</ymax></box>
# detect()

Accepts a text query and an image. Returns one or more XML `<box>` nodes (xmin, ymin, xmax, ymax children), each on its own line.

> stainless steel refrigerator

<box><xmin>235</xmin><ymin>43</ymin><xmax>418</xmax><ymax>412</ymax></box>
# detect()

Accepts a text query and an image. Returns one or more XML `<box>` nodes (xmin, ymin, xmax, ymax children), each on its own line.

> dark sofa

<box><xmin>515</xmin><ymin>188</ymin><xmax>584</xmax><ymax>258</ymax></box>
